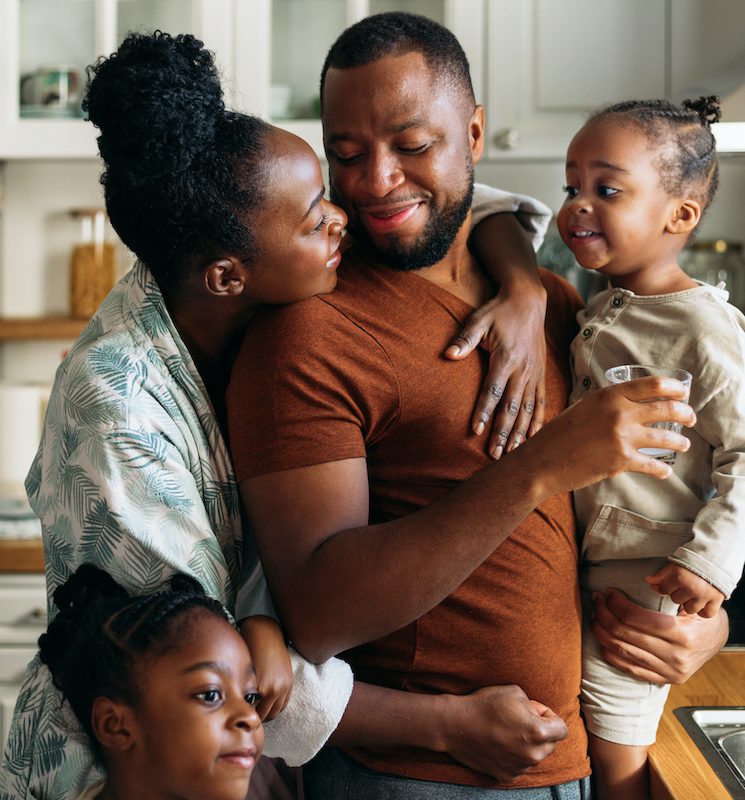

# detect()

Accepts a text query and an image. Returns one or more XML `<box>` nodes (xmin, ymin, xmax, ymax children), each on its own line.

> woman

<box><xmin>0</xmin><ymin>31</ymin><xmax>566</xmax><ymax>799</ymax></box>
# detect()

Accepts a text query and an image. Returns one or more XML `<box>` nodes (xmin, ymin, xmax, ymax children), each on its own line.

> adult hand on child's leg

<box><xmin>591</xmin><ymin>588</ymin><xmax>728</xmax><ymax>685</ymax></box>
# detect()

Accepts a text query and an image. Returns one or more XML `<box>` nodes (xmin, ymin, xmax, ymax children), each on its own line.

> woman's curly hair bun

<box><xmin>83</xmin><ymin>31</ymin><xmax>225</xmax><ymax>186</ymax></box>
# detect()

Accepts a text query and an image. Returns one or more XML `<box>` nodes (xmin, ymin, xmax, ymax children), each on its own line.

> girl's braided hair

<box><xmin>590</xmin><ymin>95</ymin><xmax>721</xmax><ymax>215</ymax></box>
<box><xmin>38</xmin><ymin>564</ymin><xmax>228</xmax><ymax>760</ymax></box>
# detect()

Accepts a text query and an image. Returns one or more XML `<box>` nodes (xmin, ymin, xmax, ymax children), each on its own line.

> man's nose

<box><xmin>362</xmin><ymin>151</ymin><xmax>405</xmax><ymax>197</ymax></box>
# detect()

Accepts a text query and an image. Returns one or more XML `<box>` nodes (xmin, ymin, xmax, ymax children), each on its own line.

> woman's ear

<box><xmin>204</xmin><ymin>257</ymin><xmax>248</xmax><ymax>297</ymax></box>
<box><xmin>666</xmin><ymin>199</ymin><xmax>701</xmax><ymax>236</ymax></box>
<box><xmin>91</xmin><ymin>697</ymin><xmax>136</xmax><ymax>752</ymax></box>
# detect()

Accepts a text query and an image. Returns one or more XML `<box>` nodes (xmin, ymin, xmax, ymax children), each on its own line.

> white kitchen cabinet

<box><xmin>670</xmin><ymin>0</ymin><xmax>745</xmax><ymax>112</ymax></box>
<box><xmin>485</xmin><ymin>0</ymin><xmax>668</xmax><ymax>160</ymax></box>
<box><xmin>236</xmin><ymin>0</ymin><xmax>484</xmax><ymax>156</ymax></box>
<box><xmin>0</xmin><ymin>0</ymin><xmax>484</xmax><ymax>159</ymax></box>
<box><xmin>0</xmin><ymin>572</ymin><xmax>46</xmax><ymax>752</ymax></box>
<box><xmin>0</xmin><ymin>0</ymin><xmax>237</xmax><ymax>158</ymax></box>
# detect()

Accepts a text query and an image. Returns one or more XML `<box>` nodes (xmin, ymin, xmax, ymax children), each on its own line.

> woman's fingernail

<box><xmin>475</xmin><ymin>422</ymin><xmax>485</xmax><ymax>436</ymax></box>
<box><xmin>492</xmin><ymin>445</ymin><xmax>503</xmax><ymax>460</ymax></box>
<box><xmin>446</xmin><ymin>345</ymin><xmax>461</xmax><ymax>356</ymax></box>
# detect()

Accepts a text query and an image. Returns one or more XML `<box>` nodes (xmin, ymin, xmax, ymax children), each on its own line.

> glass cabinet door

<box><xmin>270</xmin><ymin>0</ymin><xmax>347</xmax><ymax>120</ymax></box>
<box><xmin>19</xmin><ymin>0</ymin><xmax>96</xmax><ymax>119</ymax></box>
<box><xmin>269</xmin><ymin>0</ymin><xmax>445</xmax><ymax>122</ymax></box>
<box><xmin>117</xmin><ymin>0</ymin><xmax>194</xmax><ymax>45</ymax></box>
<box><xmin>369</xmin><ymin>0</ymin><xmax>443</xmax><ymax>23</ymax></box>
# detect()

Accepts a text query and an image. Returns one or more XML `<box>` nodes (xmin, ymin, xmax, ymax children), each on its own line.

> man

<box><xmin>227</xmin><ymin>13</ymin><xmax>724</xmax><ymax>798</ymax></box>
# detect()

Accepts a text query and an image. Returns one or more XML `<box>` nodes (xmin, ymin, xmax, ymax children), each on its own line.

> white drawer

<box><xmin>0</xmin><ymin>586</ymin><xmax>47</xmax><ymax>626</ymax></box>
<box><xmin>0</xmin><ymin>575</ymin><xmax>47</xmax><ymax>645</ymax></box>
<box><xmin>0</xmin><ymin>646</ymin><xmax>36</xmax><ymax>684</ymax></box>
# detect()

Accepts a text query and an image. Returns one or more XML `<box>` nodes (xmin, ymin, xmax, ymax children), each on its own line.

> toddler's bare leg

<box><xmin>589</xmin><ymin>732</ymin><xmax>650</xmax><ymax>800</ymax></box>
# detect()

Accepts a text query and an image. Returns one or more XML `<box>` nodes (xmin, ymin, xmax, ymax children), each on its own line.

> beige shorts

<box><xmin>580</xmin><ymin>505</ymin><xmax>690</xmax><ymax>746</ymax></box>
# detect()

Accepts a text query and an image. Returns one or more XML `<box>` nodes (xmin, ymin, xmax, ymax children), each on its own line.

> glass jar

<box><xmin>69</xmin><ymin>208</ymin><xmax>116</xmax><ymax>319</ymax></box>
<box><xmin>680</xmin><ymin>239</ymin><xmax>745</xmax><ymax>312</ymax></box>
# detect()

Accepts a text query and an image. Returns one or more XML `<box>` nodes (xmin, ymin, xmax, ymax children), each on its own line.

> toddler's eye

<box><xmin>562</xmin><ymin>185</ymin><xmax>578</xmax><ymax>198</ymax></box>
<box><xmin>598</xmin><ymin>185</ymin><xmax>619</xmax><ymax>197</ymax></box>
<box><xmin>245</xmin><ymin>692</ymin><xmax>261</xmax><ymax>707</ymax></box>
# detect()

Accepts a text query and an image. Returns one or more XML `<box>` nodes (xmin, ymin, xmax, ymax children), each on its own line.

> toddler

<box><xmin>38</xmin><ymin>564</ymin><xmax>264</xmax><ymax>800</ymax></box>
<box><xmin>557</xmin><ymin>96</ymin><xmax>745</xmax><ymax>799</ymax></box>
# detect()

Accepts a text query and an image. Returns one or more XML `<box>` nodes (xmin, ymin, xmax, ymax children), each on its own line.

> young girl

<box><xmin>38</xmin><ymin>563</ymin><xmax>264</xmax><ymax>800</ymax></box>
<box><xmin>557</xmin><ymin>97</ymin><xmax>745</xmax><ymax>799</ymax></box>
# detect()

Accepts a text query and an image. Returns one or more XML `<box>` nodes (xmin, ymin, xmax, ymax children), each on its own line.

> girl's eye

<box><xmin>196</xmin><ymin>688</ymin><xmax>223</xmax><ymax>705</ymax></box>
<box><xmin>598</xmin><ymin>185</ymin><xmax>619</xmax><ymax>197</ymax></box>
<box><xmin>562</xmin><ymin>185</ymin><xmax>578</xmax><ymax>198</ymax></box>
<box><xmin>244</xmin><ymin>692</ymin><xmax>261</xmax><ymax>707</ymax></box>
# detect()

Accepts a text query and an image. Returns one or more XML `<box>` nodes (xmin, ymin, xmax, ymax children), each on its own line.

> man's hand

<box><xmin>436</xmin><ymin>685</ymin><xmax>567</xmax><ymax>780</ymax></box>
<box><xmin>444</xmin><ymin>284</ymin><xmax>547</xmax><ymax>460</ymax></box>
<box><xmin>522</xmin><ymin>376</ymin><xmax>696</xmax><ymax>495</ymax></box>
<box><xmin>239</xmin><ymin>616</ymin><xmax>294</xmax><ymax>721</ymax></box>
<box><xmin>647</xmin><ymin>563</ymin><xmax>726</xmax><ymax>618</ymax></box>
<box><xmin>591</xmin><ymin>588</ymin><xmax>728</xmax><ymax>685</ymax></box>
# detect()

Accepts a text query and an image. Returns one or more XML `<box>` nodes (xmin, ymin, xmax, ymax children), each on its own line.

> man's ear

<box><xmin>666</xmin><ymin>199</ymin><xmax>701</xmax><ymax>236</ymax></box>
<box><xmin>204</xmin><ymin>257</ymin><xmax>248</xmax><ymax>297</ymax></box>
<box><xmin>91</xmin><ymin>697</ymin><xmax>137</xmax><ymax>752</ymax></box>
<box><xmin>468</xmin><ymin>104</ymin><xmax>486</xmax><ymax>166</ymax></box>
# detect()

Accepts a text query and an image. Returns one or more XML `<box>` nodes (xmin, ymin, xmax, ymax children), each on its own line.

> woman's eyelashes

<box><xmin>313</xmin><ymin>213</ymin><xmax>331</xmax><ymax>233</ymax></box>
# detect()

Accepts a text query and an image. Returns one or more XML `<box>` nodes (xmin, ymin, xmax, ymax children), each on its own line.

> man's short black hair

<box><xmin>319</xmin><ymin>12</ymin><xmax>475</xmax><ymax>108</ymax></box>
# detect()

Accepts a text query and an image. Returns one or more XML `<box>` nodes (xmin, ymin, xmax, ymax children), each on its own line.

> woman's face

<box><xmin>243</xmin><ymin>126</ymin><xmax>347</xmax><ymax>304</ymax></box>
<box><xmin>125</xmin><ymin>611</ymin><xmax>264</xmax><ymax>800</ymax></box>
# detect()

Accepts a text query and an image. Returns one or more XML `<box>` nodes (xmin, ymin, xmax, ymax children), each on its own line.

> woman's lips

<box><xmin>360</xmin><ymin>203</ymin><xmax>421</xmax><ymax>233</ymax></box>
<box><xmin>326</xmin><ymin>248</ymin><xmax>342</xmax><ymax>269</ymax></box>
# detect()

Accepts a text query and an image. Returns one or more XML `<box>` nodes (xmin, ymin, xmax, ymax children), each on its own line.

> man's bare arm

<box><xmin>242</xmin><ymin>378</ymin><xmax>694</xmax><ymax>662</ymax></box>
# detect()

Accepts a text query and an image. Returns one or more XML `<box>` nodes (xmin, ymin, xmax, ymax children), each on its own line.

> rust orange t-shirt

<box><xmin>228</xmin><ymin>255</ymin><xmax>588</xmax><ymax>788</ymax></box>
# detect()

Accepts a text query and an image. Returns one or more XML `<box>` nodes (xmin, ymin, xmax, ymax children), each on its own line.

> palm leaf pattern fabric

<box><xmin>0</xmin><ymin>262</ymin><xmax>244</xmax><ymax>799</ymax></box>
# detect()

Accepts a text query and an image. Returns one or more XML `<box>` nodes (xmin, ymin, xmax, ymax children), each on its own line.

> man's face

<box><xmin>322</xmin><ymin>51</ymin><xmax>484</xmax><ymax>271</ymax></box>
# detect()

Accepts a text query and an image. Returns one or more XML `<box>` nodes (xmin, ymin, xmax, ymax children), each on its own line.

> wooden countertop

<box><xmin>0</xmin><ymin>539</ymin><xmax>44</xmax><ymax>572</ymax></box>
<box><xmin>650</xmin><ymin>650</ymin><xmax>745</xmax><ymax>799</ymax></box>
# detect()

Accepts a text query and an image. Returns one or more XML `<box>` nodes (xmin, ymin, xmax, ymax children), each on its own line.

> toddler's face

<box><xmin>126</xmin><ymin>610</ymin><xmax>264</xmax><ymax>800</ymax></box>
<box><xmin>557</xmin><ymin>117</ymin><xmax>683</xmax><ymax>285</ymax></box>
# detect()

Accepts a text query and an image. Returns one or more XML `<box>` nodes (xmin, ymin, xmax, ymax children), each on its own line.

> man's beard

<box><xmin>332</xmin><ymin>164</ymin><xmax>475</xmax><ymax>272</ymax></box>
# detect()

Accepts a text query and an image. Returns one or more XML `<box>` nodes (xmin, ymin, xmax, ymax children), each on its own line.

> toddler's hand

<box><xmin>647</xmin><ymin>563</ymin><xmax>725</xmax><ymax>618</ymax></box>
<box><xmin>240</xmin><ymin>616</ymin><xmax>294</xmax><ymax>722</ymax></box>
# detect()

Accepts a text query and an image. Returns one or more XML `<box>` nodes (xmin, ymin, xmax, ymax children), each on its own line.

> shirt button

<box><xmin>582</xmin><ymin>327</ymin><xmax>592</xmax><ymax>338</ymax></box>
<box><xmin>582</xmin><ymin>376</ymin><xmax>592</xmax><ymax>388</ymax></box>
<box><xmin>611</xmin><ymin>296</ymin><xmax>623</xmax><ymax>308</ymax></box>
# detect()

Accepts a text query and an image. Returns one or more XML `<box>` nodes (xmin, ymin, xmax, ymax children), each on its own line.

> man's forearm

<box><xmin>470</xmin><ymin>212</ymin><xmax>545</xmax><ymax>293</ymax></box>
<box><xmin>247</xmin><ymin>380</ymin><xmax>695</xmax><ymax>662</ymax></box>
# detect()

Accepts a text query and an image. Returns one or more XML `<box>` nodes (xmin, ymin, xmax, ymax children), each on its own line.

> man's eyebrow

<box><xmin>305</xmin><ymin>188</ymin><xmax>326</xmax><ymax>220</ymax></box>
<box><xmin>566</xmin><ymin>159</ymin><xmax>631</xmax><ymax>174</ymax></box>
<box><xmin>326</xmin><ymin>118</ymin><xmax>429</xmax><ymax>146</ymax></box>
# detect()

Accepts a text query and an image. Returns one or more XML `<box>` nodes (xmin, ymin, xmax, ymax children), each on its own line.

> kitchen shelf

<box><xmin>0</xmin><ymin>539</ymin><xmax>43</xmax><ymax>572</ymax></box>
<box><xmin>0</xmin><ymin>317</ymin><xmax>86</xmax><ymax>341</ymax></box>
